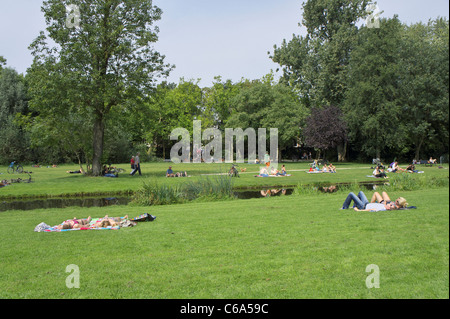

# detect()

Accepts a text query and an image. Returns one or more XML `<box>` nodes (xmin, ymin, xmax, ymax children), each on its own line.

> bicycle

<box><xmin>228</xmin><ymin>164</ymin><xmax>240</xmax><ymax>177</ymax></box>
<box><xmin>7</xmin><ymin>161</ymin><xmax>23</xmax><ymax>174</ymax></box>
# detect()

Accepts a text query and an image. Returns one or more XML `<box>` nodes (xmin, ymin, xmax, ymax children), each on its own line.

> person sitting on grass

<box><xmin>328</xmin><ymin>163</ymin><xmax>336</xmax><ymax>173</ymax></box>
<box><xmin>373</xmin><ymin>166</ymin><xmax>388</xmax><ymax>178</ymax></box>
<box><xmin>102</xmin><ymin>165</ymin><xmax>118</xmax><ymax>178</ymax></box>
<box><xmin>340</xmin><ymin>191</ymin><xmax>400</xmax><ymax>212</ymax></box>
<box><xmin>406</xmin><ymin>163</ymin><xmax>419</xmax><ymax>173</ymax></box>
<box><xmin>391</xmin><ymin>161</ymin><xmax>405</xmax><ymax>173</ymax></box>
<box><xmin>259</xmin><ymin>167</ymin><xmax>269</xmax><ymax>177</ymax></box>
<box><xmin>270</xmin><ymin>166</ymin><xmax>279</xmax><ymax>175</ymax></box>
<box><xmin>166</xmin><ymin>166</ymin><xmax>175</xmax><ymax>177</ymax></box>
<box><xmin>276</xmin><ymin>165</ymin><xmax>287</xmax><ymax>176</ymax></box>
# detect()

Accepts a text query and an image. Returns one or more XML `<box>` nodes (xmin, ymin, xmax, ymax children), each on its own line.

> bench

<box><xmin>419</xmin><ymin>160</ymin><xmax>434</xmax><ymax>167</ymax></box>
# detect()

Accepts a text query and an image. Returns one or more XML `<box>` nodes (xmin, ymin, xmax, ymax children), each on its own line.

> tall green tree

<box><xmin>0</xmin><ymin>56</ymin><xmax>6</xmax><ymax>70</ymax></box>
<box><xmin>226</xmin><ymin>76</ymin><xmax>308</xmax><ymax>160</ymax></box>
<box><xmin>27</xmin><ymin>0</ymin><xmax>172</xmax><ymax>175</ymax></box>
<box><xmin>202</xmin><ymin>76</ymin><xmax>241</xmax><ymax>131</ymax></box>
<box><xmin>272</xmin><ymin>0</ymin><xmax>371</xmax><ymax>105</ymax></box>
<box><xmin>0</xmin><ymin>67</ymin><xmax>30</xmax><ymax>164</ymax></box>
<box><xmin>343</xmin><ymin>17</ymin><xmax>405</xmax><ymax>159</ymax></box>
<box><xmin>399</xmin><ymin>18</ymin><xmax>449</xmax><ymax>160</ymax></box>
<box><xmin>271</xmin><ymin>0</ymin><xmax>372</xmax><ymax>160</ymax></box>
<box><xmin>144</xmin><ymin>79</ymin><xmax>203</xmax><ymax>159</ymax></box>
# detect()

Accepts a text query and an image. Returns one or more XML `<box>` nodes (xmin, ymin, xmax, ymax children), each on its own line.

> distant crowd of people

<box><xmin>308</xmin><ymin>160</ymin><xmax>336</xmax><ymax>173</ymax></box>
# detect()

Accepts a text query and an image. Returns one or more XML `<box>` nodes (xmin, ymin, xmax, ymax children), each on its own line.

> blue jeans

<box><xmin>342</xmin><ymin>191</ymin><xmax>369</xmax><ymax>209</ymax></box>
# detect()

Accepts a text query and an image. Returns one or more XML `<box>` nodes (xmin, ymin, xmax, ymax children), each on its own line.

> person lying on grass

<box><xmin>91</xmin><ymin>215</ymin><xmax>128</xmax><ymax>228</ymax></box>
<box><xmin>341</xmin><ymin>191</ymin><xmax>407</xmax><ymax>212</ymax></box>
<box><xmin>0</xmin><ymin>180</ymin><xmax>10</xmax><ymax>187</ymax></box>
<box><xmin>371</xmin><ymin>191</ymin><xmax>408</xmax><ymax>209</ymax></box>
<box><xmin>66</xmin><ymin>167</ymin><xmax>86</xmax><ymax>174</ymax></box>
<box><xmin>56</xmin><ymin>215</ymin><xmax>128</xmax><ymax>229</ymax></box>
<box><xmin>57</xmin><ymin>216</ymin><xmax>92</xmax><ymax>230</ymax></box>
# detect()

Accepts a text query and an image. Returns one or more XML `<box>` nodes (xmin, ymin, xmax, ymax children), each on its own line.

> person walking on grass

<box><xmin>130</xmin><ymin>152</ymin><xmax>142</xmax><ymax>176</ymax></box>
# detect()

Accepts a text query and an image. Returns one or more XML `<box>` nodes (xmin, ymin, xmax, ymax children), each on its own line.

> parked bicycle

<box><xmin>7</xmin><ymin>161</ymin><xmax>23</xmax><ymax>174</ymax></box>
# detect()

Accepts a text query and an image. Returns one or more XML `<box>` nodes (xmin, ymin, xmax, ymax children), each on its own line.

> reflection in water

<box><xmin>260</xmin><ymin>189</ymin><xmax>287</xmax><ymax>197</ymax></box>
<box><xmin>235</xmin><ymin>188</ymin><xmax>293</xmax><ymax>199</ymax></box>
<box><xmin>321</xmin><ymin>185</ymin><xmax>337</xmax><ymax>193</ymax></box>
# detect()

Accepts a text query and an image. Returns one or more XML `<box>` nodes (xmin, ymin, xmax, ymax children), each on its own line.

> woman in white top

<box><xmin>341</xmin><ymin>191</ymin><xmax>398</xmax><ymax>212</ymax></box>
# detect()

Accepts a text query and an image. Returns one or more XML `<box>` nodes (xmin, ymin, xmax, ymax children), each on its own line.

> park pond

<box><xmin>0</xmin><ymin>181</ymin><xmax>387</xmax><ymax>212</ymax></box>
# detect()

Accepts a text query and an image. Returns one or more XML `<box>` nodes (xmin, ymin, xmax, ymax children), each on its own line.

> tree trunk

<box><xmin>415</xmin><ymin>135</ymin><xmax>424</xmax><ymax>160</ymax></box>
<box><xmin>337</xmin><ymin>141</ymin><xmax>347</xmax><ymax>162</ymax></box>
<box><xmin>92</xmin><ymin>115</ymin><xmax>105</xmax><ymax>176</ymax></box>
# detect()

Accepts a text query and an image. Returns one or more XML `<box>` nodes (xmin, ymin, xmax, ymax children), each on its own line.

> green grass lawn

<box><xmin>1</xmin><ymin>161</ymin><xmax>447</xmax><ymax>198</ymax></box>
<box><xmin>0</xmin><ymin>162</ymin><xmax>448</xmax><ymax>299</ymax></box>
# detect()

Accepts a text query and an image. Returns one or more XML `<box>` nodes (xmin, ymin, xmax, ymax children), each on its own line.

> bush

<box><xmin>132</xmin><ymin>174</ymin><xmax>236</xmax><ymax>206</ymax></box>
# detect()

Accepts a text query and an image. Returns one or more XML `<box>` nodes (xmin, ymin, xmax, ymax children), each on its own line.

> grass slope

<box><xmin>0</xmin><ymin>187</ymin><xmax>448</xmax><ymax>299</ymax></box>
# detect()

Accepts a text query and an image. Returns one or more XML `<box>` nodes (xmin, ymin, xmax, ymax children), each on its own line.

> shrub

<box><xmin>132</xmin><ymin>174</ymin><xmax>235</xmax><ymax>206</ymax></box>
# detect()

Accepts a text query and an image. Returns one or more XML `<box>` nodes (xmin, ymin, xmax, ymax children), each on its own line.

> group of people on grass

<box><xmin>308</xmin><ymin>161</ymin><xmax>336</xmax><ymax>173</ymax></box>
<box><xmin>166</xmin><ymin>166</ymin><xmax>188</xmax><ymax>177</ymax></box>
<box><xmin>372</xmin><ymin>160</ymin><xmax>426</xmax><ymax>178</ymax></box>
<box><xmin>56</xmin><ymin>215</ymin><xmax>128</xmax><ymax>230</ymax></box>
<box><xmin>257</xmin><ymin>164</ymin><xmax>288</xmax><ymax>177</ymax></box>
<box><xmin>412</xmin><ymin>157</ymin><xmax>437</xmax><ymax>165</ymax></box>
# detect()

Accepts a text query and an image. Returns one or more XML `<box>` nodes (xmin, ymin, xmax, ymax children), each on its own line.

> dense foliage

<box><xmin>0</xmin><ymin>0</ymin><xmax>448</xmax><ymax>168</ymax></box>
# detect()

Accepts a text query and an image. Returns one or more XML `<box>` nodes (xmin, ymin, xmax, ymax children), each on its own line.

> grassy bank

<box><xmin>0</xmin><ymin>187</ymin><xmax>448</xmax><ymax>298</ymax></box>
<box><xmin>1</xmin><ymin>162</ymin><xmax>448</xmax><ymax>199</ymax></box>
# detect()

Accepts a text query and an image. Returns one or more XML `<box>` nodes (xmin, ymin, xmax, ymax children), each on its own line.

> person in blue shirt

<box><xmin>166</xmin><ymin>166</ymin><xmax>174</xmax><ymax>177</ymax></box>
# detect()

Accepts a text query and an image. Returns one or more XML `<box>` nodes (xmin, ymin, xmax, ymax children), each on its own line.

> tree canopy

<box><xmin>27</xmin><ymin>0</ymin><xmax>173</xmax><ymax>175</ymax></box>
<box><xmin>0</xmin><ymin>1</ymin><xmax>448</xmax><ymax>166</ymax></box>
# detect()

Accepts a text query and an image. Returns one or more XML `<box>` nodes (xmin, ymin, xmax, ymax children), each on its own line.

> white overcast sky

<box><xmin>0</xmin><ymin>0</ymin><xmax>448</xmax><ymax>87</ymax></box>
